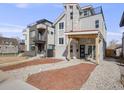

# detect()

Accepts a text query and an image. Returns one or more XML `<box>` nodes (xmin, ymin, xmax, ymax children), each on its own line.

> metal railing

<box><xmin>91</xmin><ymin>6</ymin><xmax>103</xmax><ymax>15</ymax></box>
<box><xmin>81</xmin><ymin>6</ymin><xmax>103</xmax><ymax>16</ymax></box>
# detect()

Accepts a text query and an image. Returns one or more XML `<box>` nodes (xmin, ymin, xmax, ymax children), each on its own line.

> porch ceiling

<box><xmin>65</xmin><ymin>30</ymin><xmax>99</xmax><ymax>39</ymax></box>
<box><xmin>68</xmin><ymin>34</ymin><xmax>98</xmax><ymax>39</ymax></box>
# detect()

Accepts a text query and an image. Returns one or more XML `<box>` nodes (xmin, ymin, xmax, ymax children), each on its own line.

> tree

<box><xmin>13</xmin><ymin>36</ymin><xmax>21</xmax><ymax>43</ymax></box>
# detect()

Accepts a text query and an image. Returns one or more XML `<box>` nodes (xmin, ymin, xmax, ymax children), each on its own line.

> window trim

<box><xmin>84</xmin><ymin>10</ymin><xmax>88</xmax><ymax>16</ymax></box>
<box><xmin>95</xmin><ymin>20</ymin><xmax>99</xmax><ymax>28</ymax></box>
<box><xmin>59</xmin><ymin>22</ymin><xmax>64</xmax><ymax>30</ymax></box>
<box><xmin>70</xmin><ymin>12</ymin><xmax>73</xmax><ymax>19</ymax></box>
<box><xmin>59</xmin><ymin>37</ymin><xmax>64</xmax><ymax>45</ymax></box>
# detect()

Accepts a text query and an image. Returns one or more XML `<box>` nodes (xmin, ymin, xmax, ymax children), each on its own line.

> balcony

<box><xmin>33</xmin><ymin>34</ymin><xmax>46</xmax><ymax>44</ymax></box>
<box><xmin>37</xmin><ymin>24</ymin><xmax>46</xmax><ymax>30</ymax></box>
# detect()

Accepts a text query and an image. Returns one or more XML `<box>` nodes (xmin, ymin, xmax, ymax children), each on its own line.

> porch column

<box><xmin>95</xmin><ymin>36</ymin><xmax>100</xmax><ymax>64</ymax></box>
<box><xmin>67</xmin><ymin>37</ymin><xmax>72</xmax><ymax>60</ymax></box>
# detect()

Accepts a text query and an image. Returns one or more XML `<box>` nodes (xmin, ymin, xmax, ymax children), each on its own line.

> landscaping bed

<box><xmin>26</xmin><ymin>63</ymin><xmax>96</xmax><ymax>90</ymax></box>
<box><xmin>0</xmin><ymin>58</ymin><xmax>63</xmax><ymax>71</ymax></box>
<box><xmin>0</xmin><ymin>56</ymin><xmax>27</xmax><ymax>64</ymax></box>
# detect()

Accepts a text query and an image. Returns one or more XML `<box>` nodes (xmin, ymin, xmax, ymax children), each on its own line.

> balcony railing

<box><xmin>33</xmin><ymin>35</ymin><xmax>46</xmax><ymax>43</ymax></box>
<box><xmin>81</xmin><ymin>6</ymin><xmax>103</xmax><ymax>16</ymax></box>
<box><xmin>37</xmin><ymin>24</ymin><xmax>46</xmax><ymax>29</ymax></box>
<box><xmin>91</xmin><ymin>6</ymin><xmax>103</xmax><ymax>15</ymax></box>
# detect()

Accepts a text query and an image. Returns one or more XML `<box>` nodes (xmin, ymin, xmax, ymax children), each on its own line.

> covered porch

<box><xmin>65</xmin><ymin>30</ymin><xmax>103</xmax><ymax>64</ymax></box>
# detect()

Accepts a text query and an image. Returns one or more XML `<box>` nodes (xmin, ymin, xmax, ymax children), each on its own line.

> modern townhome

<box><xmin>0</xmin><ymin>37</ymin><xmax>18</xmax><ymax>54</ymax></box>
<box><xmin>54</xmin><ymin>4</ymin><xmax>107</xmax><ymax>64</ymax></box>
<box><xmin>23</xmin><ymin>19</ymin><xmax>55</xmax><ymax>57</ymax></box>
<box><xmin>120</xmin><ymin>11</ymin><xmax>124</xmax><ymax>57</ymax></box>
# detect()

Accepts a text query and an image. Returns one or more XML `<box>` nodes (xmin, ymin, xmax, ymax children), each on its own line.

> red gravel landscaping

<box><xmin>0</xmin><ymin>58</ymin><xmax>63</xmax><ymax>71</ymax></box>
<box><xmin>27</xmin><ymin>63</ymin><xmax>96</xmax><ymax>90</ymax></box>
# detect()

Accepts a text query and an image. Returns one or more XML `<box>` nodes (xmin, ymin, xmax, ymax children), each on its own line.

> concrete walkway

<box><xmin>5</xmin><ymin>59</ymin><xmax>90</xmax><ymax>81</ymax></box>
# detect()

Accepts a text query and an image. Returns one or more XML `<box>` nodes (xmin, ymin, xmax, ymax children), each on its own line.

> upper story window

<box><xmin>51</xmin><ymin>31</ymin><xmax>54</xmax><ymax>35</ymax></box>
<box><xmin>30</xmin><ymin>30</ymin><xmax>35</xmax><ymax>38</ymax></box>
<box><xmin>59</xmin><ymin>22</ymin><xmax>64</xmax><ymax>30</ymax></box>
<box><xmin>95</xmin><ymin>20</ymin><xmax>99</xmax><ymax>28</ymax></box>
<box><xmin>84</xmin><ymin>10</ymin><xmax>88</xmax><ymax>16</ymax></box>
<box><xmin>70</xmin><ymin>6</ymin><xmax>73</xmax><ymax>9</ymax></box>
<box><xmin>64</xmin><ymin>6</ymin><xmax>66</xmax><ymax>9</ymax></box>
<box><xmin>59</xmin><ymin>38</ymin><xmax>64</xmax><ymax>44</ymax></box>
<box><xmin>70</xmin><ymin>12</ymin><xmax>73</xmax><ymax>19</ymax></box>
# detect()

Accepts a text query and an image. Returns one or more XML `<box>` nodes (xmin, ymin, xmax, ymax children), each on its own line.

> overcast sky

<box><xmin>0</xmin><ymin>3</ymin><xmax>124</xmax><ymax>45</ymax></box>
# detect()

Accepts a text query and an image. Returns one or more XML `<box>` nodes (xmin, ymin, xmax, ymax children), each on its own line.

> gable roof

<box><xmin>53</xmin><ymin>12</ymin><xmax>65</xmax><ymax>26</ymax></box>
<box><xmin>120</xmin><ymin>12</ymin><xmax>124</xmax><ymax>27</ymax></box>
<box><xmin>27</xmin><ymin>19</ymin><xmax>53</xmax><ymax>27</ymax></box>
<box><xmin>36</xmin><ymin>19</ymin><xmax>53</xmax><ymax>24</ymax></box>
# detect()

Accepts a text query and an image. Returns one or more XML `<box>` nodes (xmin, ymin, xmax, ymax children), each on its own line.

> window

<box><xmin>70</xmin><ymin>45</ymin><xmax>73</xmax><ymax>52</ymax></box>
<box><xmin>95</xmin><ymin>20</ymin><xmax>99</xmax><ymax>28</ymax></box>
<box><xmin>70</xmin><ymin>6</ymin><xmax>73</xmax><ymax>9</ymax></box>
<box><xmin>30</xmin><ymin>30</ymin><xmax>35</xmax><ymax>38</ymax></box>
<box><xmin>70</xmin><ymin>12</ymin><xmax>73</xmax><ymax>19</ymax></box>
<box><xmin>64</xmin><ymin>6</ymin><xmax>66</xmax><ymax>9</ymax></box>
<box><xmin>51</xmin><ymin>31</ymin><xmax>53</xmax><ymax>35</ymax></box>
<box><xmin>88</xmin><ymin>46</ymin><xmax>92</xmax><ymax>55</ymax></box>
<box><xmin>59</xmin><ymin>38</ymin><xmax>64</xmax><ymax>44</ymax></box>
<box><xmin>59</xmin><ymin>22</ymin><xmax>64</xmax><ymax>29</ymax></box>
<box><xmin>84</xmin><ymin>10</ymin><xmax>88</xmax><ymax>16</ymax></box>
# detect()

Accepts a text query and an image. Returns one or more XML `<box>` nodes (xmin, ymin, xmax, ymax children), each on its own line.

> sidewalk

<box><xmin>5</xmin><ymin>59</ymin><xmax>85</xmax><ymax>81</ymax></box>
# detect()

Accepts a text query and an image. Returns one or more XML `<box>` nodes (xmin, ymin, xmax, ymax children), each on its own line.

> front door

<box><xmin>80</xmin><ymin>45</ymin><xmax>85</xmax><ymax>58</ymax></box>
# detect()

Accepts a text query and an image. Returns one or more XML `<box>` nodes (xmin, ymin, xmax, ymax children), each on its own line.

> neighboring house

<box><xmin>18</xmin><ymin>40</ymin><xmax>25</xmax><ymax>53</ymax></box>
<box><xmin>115</xmin><ymin>45</ymin><xmax>122</xmax><ymax>57</ymax></box>
<box><xmin>23</xmin><ymin>19</ymin><xmax>55</xmax><ymax>57</ymax></box>
<box><xmin>0</xmin><ymin>37</ymin><xmax>18</xmax><ymax>54</ymax></box>
<box><xmin>106</xmin><ymin>44</ymin><xmax>122</xmax><ymax>57</ymax></box>
<box><xmin>120</xmin><ymin>11</ymin><xmax>124</xmax><ymax>57</ymax></box>
<box><xmin>54</xmin><ymin>4</ymin><xmax>107</xmax><ymax>64</ymax></box>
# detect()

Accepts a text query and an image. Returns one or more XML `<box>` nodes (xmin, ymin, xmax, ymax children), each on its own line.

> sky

<box><xmin>0</xmin><ymin>3</ymin><xmax>124</xmax><ymax>45</ymax></box>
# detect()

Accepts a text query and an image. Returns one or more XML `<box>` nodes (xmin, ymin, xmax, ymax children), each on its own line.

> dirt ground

<box><xmin>0</xmin><ymin>58</ymin><xmax>63</xmax><ymax>71</ymax></box>
<box><xmin>27</xmin><ymin>63</ymin><xmax>96</xmax><ymax>90</ymax></box>
<box><xmin>0</xmin><ymin>56</ymin><xmax>27</xmax><ymax>64</ymax></box>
